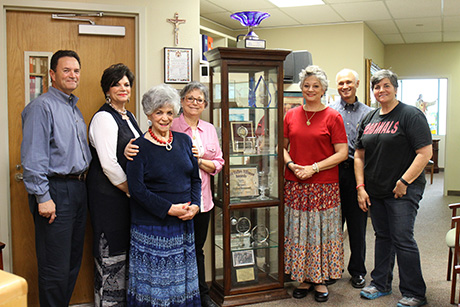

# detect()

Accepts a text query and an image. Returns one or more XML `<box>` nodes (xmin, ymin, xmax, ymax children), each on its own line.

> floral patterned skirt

<box><xmin>284</xmin><ymin>180</ymin><xmax>344</xmax><ymax>284</ymax></box>
<box><xmin>127</xmin><ymin>222</ymin><xmax>201</xmax><ymax>307</ymax></box>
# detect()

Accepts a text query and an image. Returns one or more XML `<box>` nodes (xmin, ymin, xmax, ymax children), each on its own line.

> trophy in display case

<box><xmin>230</xmin><ymin>11</ymin><xmax>270</xmax><ymax>49</ymax></box>
<box><xmin>230</xmin><ymin>216</ymin><xmax>251</xmax><ymax>249</ymax></box>
<box><xmin>251</xmin><ymin>224</ymin><xmax>270</xmax><ymax>247</ymax></box>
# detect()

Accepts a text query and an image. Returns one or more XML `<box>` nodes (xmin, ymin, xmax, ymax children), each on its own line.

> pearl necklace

<box><xmin>148</xmin><ymin>128</ymin><xmax>173</xmax><ymax>151</ymax></box>
<box><xmin>109</xmin><ymin>103</ymin><xmax>127</xmax><ymax>116</ymax></box>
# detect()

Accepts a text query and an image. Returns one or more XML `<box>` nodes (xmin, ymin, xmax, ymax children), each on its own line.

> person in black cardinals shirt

<box><xmin>355</xmin><ymin>69</ymin><xmax>432</xmax><ymax>307</ymax></box>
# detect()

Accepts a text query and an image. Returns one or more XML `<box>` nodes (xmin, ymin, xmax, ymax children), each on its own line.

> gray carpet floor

<box><xmin>250</xmin><ymin>172</ymin><xmax>459</xmax><ymax>307</ymax></box>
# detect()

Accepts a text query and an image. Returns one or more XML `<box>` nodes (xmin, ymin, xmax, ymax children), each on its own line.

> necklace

<box><xmin>148</xmin><ymin>128</ymin><xmax>173</xmax><ymax>151</ymax></box>
<box><xmin>109</xmin><ymin>103</ymin><xmax>127</xmax><ymax>116</ymax></box>
<box><xmin>192</xmin><ymin>128</ymin><xmax>198</xmax><ymax>140</ymax></box>
<box><xmin>305</xmin><ymin>110</ymin><xmax>317</xmax><ymax>126</ymax></box>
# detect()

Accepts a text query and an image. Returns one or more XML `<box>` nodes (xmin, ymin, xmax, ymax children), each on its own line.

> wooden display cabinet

<box><xmin>205</xmin><ymin>47</ymin><xmax>291</xmax><ymax>306</ymax></box>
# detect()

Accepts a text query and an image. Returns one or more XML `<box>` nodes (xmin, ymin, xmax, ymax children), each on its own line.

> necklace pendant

<box><xmin>165</xmin><ymin>143</ymin><xmax>173</xmax><ymax>151</ymax></box>
<box><xmin>306</xmin><ymin>120</ymin><xmax>311</xmax><ymax>126</ymax></box>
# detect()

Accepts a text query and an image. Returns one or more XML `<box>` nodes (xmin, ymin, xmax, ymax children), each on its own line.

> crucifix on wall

<box><xmin>167</xmin><ymin>12</ymin><xmax>186</xmax><ymax>46</ymax></box>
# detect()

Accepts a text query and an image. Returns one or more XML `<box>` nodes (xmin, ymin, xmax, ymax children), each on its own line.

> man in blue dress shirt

<box><xmin>21</xmin><ymin>50</ymin><xmax>92</xmax><ymax>307</ymax></box>
<box><xmin>330</xmin><ymin>68</ymin><xmax>372</xmax><ymax>289</ymax></box>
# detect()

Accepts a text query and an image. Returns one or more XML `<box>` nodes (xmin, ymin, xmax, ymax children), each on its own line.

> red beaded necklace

<box><xmin>148</xmin><ymin>128</ymin><xmax>173</xmax><ymax>151</ymax></box>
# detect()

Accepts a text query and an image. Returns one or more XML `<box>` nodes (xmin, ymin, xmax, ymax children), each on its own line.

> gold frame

<box><xmin>365</xmin><ymin>58</ymin><xmax>381</xmax><ymax>106</ymax></box>
<box><xmin>230</xmin><ymin>121</ymin><xmax>254</xmax><ymax>153</ymax></box>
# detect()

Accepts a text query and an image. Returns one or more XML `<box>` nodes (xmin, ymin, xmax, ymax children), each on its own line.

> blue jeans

<box><xmin>369</xmin><ymin>184</ymin><xmax>426</xmax><ymax>300</ymax></box>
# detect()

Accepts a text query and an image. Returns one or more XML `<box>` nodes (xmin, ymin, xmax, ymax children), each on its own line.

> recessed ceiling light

<box><xmin>269</xmin><ymin>0</ymin><xmax>325</xmax><ymax>8</ymax></box>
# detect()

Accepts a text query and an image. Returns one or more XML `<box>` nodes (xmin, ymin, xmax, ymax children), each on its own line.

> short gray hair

<box><xmin>336</xmin><ymin>68</ymin><xmax>359</xmax><ymax>83</ymax></box>
<box><xmin>299</xmin><ymin>65</ymin><xmax>328</xmax><ymax>91</ymax></box>
<box><xmin>371</xmin><ymin>69</ymin><xmax>399</xmax><ymax>90</ymax></box>
<box><xmin>141</xmin><ymin>84</ymin><xmax>180</xmax><ymax>116</ymax></box>
<box><xmin>180</xmin><ymin>81</ymin><xmax>210</xmax><ymax>107</ymax></box>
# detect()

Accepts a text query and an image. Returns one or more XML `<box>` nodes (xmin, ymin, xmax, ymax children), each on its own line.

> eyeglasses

<box><xmin>185</xmin><ymin>96</ymin><xmax>205</xmax><ymax>104</ymax></box>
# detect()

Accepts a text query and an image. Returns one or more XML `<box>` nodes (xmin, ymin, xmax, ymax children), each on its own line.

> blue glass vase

<box><xmin>230</xmin><ymin>11</ymin><xmax>270</xmax><ymax>40</ymax></box>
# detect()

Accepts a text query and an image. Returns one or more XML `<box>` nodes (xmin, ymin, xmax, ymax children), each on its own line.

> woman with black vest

<box><xmin>87</xmin><ymin>63</ymin><xmax>142</xmax><ymax>306</ymax></box>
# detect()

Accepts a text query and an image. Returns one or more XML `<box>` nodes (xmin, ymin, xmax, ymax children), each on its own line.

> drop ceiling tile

<box><xmin>443</xmin><ymin>0</ymin><xmax>460</xmax><ymax>17</ymax></box>
<box><xmin>365</xmin><ymin>20</ymin><xmax>399</xmax><ymax>34</ymax></box>
<box><xmin>325</xmin><ymin>0</ymin><xmax>378</xmax><ymax>3</ymax></box>
<box><xmin>444</xmin><ymin>16</ymin><xmax>460</xmax><ymax>32</ymax></box>
<box><xmin>201</xmin><ymin>12</ymin><xmax>242</xmax><ymax>28</ymax></box>
<box><xmin>256</xmin><ymin>9</ymin><xmax>302</xmax><ymax>27</ymax></box>
<box><xmin>378</xmin><ymin>33</ymin><xmax>405</xmax><ymax>44</ymax></box>
<box><xmin>395</xmin><ymin>17</ymin><xmax>441</xmax><ymax>33</ymax></box>
<box><xmin>331</xmin><ymin>1</ymin><xmax>391</xmax><ymax>21</ymax></box>
<box><xmin>200</xmin><ymin>0</ymin><xmax>227</xmax><ymax>14</ymax></box>
<box><xmin>443</xmin><ymin>32</ymin><xmax>460</xmax><ymax>42</ymax></box>
<box><xmin>206</xmin><ymin>0</ymin><xmax>276</xmax><ymax>12</ymax></box>
<box><xmin>386</xmin><ymin>0</ymin><xmax>442</xmax><ymax>19</ymax></box>
<box><xmin>281</xmin><ymin>5</ymin><xmax>344</xmax><ymax>24</ymax></box>
<box><xmin>402</xmin><ymin>31</ymin><xmax>442</xmax><ymax>43</ymax></box>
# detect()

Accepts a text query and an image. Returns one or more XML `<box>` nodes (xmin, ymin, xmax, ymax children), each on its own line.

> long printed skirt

<box><xmin>284</xmin><ymin>180</ymin><xmax>344</xmax><ymax>284</ymax></box>
<box><xmin>127</xmin><ymin>222</ymin><xmax>201</xmax><ymax>307</ymax></box>
<box><xmin>94</xmin><ymin>233</ymin><xmax>128</xmax><ymax>307</ymax></box>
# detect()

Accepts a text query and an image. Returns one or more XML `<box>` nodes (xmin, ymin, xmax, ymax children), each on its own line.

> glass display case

<box><xmin>205</xmin><ymin>47</ymin><xmax>291</xmax><ymax>306</ymax></box>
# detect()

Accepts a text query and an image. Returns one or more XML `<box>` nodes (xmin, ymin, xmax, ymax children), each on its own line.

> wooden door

<box><xmin>7</xmin><ymin>10</ymin><xmax>136</xmax><ymax>306</ymax></box>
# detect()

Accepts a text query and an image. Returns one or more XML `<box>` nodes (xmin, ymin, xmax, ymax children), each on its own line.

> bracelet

<box><xmin>356</xmin><ymin>183</ymin><xmax>365</xmax><ymax>190</ymax></box>
<box><xmin>198</xmin><ymin>158</ymin><xmax>203</xmax><ymax>167</ymax></box>
<box><xmin>399</xmin><ymin>177</ymin><xmax>409</xmax><ymax>186</ymax></box>
<box><xmin>312</xmin><ymin>162</ymin><xmax>320</xmax><ymax>173</ymax></box>
<box><xmin>286</xmin><ymin>161</ymin><xmax>294</xmax><ymax>168</ymax></box>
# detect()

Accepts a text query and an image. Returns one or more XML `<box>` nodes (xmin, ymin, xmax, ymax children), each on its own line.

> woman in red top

<box><xmin>283</xmin><ymin>65</ymin><xmax>348</xmax><ymax>303</ymax></box>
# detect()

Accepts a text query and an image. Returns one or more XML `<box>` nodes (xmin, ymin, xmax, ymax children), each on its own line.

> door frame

<box><xmin>0</xmin><ymin>0</ymin><xmax>146</xmax><ymax>271</ymax></box>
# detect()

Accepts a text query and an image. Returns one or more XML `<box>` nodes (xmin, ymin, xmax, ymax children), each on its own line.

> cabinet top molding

<box><xmin>205</xmin><ymin>47</ymin><xmax>291</xmax><ymax>63</ymax></box>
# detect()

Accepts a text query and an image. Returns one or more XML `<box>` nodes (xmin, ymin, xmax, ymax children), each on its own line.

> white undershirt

<box><xmin>89</xmin><ymin>111</ymin><xmax>140</xmax><ymax>186</ymax></box>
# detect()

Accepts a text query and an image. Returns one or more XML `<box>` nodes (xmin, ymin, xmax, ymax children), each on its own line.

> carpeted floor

<box><xmin>250</xmin><ymin>172</ymin><xmax>460</xmax><ymax>307</ymax></box>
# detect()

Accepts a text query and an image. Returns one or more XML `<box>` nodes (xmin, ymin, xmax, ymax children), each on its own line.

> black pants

<box><xmin>339</xmin><ymin>160</ymin><xmax>368</xmax><ymax>277</ymax></box>
<box><xmin>194</xmin><ymin>210</ymin><xmax>211</xmax><ymax>298</ymax></box>
<box><xmin>29</xmin><ymin>177</ymin><xmax>87</xmax><ymax>307</ymax></box>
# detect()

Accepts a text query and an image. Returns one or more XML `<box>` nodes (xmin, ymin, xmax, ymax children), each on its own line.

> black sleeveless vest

<box><xmin>87</xmin><ymin>103</ymin><xmax>142</xmax><ymax>257</ymax></box>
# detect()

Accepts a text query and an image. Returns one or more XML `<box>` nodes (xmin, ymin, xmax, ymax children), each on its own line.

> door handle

<box><xmin>15</xmin><ymin>173</ymin><xmax>23</xmax><ymax>182</ymax></box>
<box><xmin>14</xmin><ymin>164</ymin><xmax>23</xmax><ymax>181</ymax></box>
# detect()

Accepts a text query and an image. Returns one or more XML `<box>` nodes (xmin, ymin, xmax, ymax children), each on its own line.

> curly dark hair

<box><xmin>100</xmin><ymin>63</ymin><xmax>135</xmax><ymax>95</ymax></box>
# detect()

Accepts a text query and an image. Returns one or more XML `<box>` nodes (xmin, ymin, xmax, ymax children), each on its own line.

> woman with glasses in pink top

<box><xmin>171</xmin><ymin>81</ymin><xmax>224</xmax><ymax>307</ymax></box>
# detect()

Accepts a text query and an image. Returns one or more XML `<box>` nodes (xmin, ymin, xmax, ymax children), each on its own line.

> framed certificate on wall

<box><xmin>164</xmin><ymin>47</ymin><xmax>192</xmax><ymax>83</ymax></box>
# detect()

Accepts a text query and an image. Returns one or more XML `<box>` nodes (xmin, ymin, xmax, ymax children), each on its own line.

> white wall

<box><xmin>385</xmin><ymin>43</ymin><xmax>458</xmax><ymax>194</ymax></box>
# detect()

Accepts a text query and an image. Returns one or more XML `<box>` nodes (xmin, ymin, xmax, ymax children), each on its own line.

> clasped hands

<box><xmin>289</xmin><ymin>163</ymin><xmax>316</xmax><ymax>180</ymax></box>
<box><xmin>168</xmin><ymin>202</ymin><xmax>199</xmax><ymax>221</ymax></box>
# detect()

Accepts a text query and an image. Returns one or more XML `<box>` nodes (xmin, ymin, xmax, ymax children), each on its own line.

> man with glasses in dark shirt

<box><xmin>21</xmin><ymin>50</ymin><xmax>91</xmax><ymax>307</ymax></box>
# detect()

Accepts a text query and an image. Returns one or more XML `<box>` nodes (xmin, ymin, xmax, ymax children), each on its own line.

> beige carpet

<box><xmin>250</xmin><ymin>172</ymin><xmax>459</xmax><ymax>307</ymax></box>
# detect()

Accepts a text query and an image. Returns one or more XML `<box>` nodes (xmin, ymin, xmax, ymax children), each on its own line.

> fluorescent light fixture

<box><xmin>269</xmin><ymin>0</ymin><xmax>324</xmax><ymax>7</ymax></box>
<box><xmin>78</xmin><ymin>24</ymin><xmax>125</xmax><ymax>36</ymax></box>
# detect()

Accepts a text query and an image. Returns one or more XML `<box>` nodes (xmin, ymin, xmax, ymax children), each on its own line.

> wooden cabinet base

<box><xmin>210</xmin><ymin>287</ymin><xmax>290</xmax><ymax>306</ymax></box>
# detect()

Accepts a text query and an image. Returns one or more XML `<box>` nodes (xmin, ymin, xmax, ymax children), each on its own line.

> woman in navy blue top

<box><xmin>126</xmin><ymin>84</ymin><xmax>201</xmax><ymax>307</ymax></box>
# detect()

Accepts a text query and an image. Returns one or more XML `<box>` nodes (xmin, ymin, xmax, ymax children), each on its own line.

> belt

<box><xmin>52</xmin><ymin>171</ymin><xmax>87</xmax><ymax>181</ymax></box>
